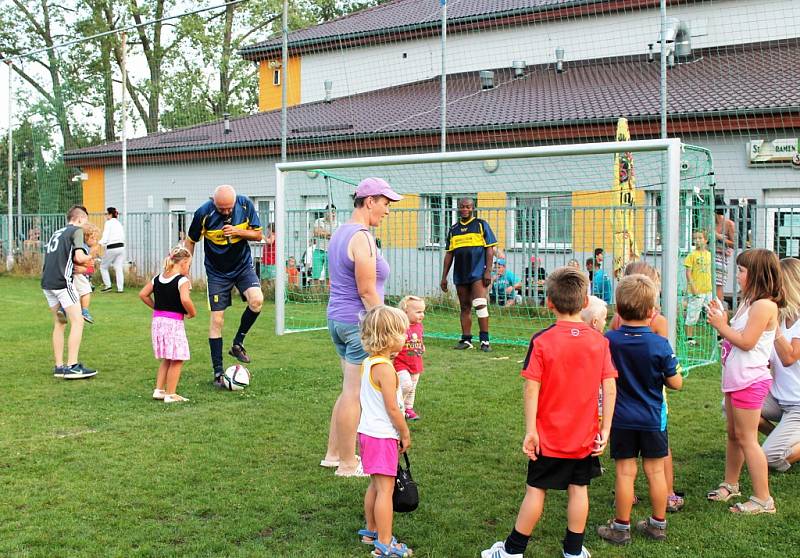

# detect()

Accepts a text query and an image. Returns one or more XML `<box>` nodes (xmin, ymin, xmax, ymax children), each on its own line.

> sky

<box><xmin>1</xmin><ymin>64</ymin><xmax>9</xmax><ymax>132</ymax></box>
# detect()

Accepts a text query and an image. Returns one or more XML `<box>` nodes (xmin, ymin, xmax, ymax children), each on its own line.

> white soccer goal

<box><xmin>275</xmin><ymin>139</ymin><xmax>688</xmax><ymax>351</ymax></box>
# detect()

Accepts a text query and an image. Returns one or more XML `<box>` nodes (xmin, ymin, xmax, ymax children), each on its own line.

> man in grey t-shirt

<box><xmin>42</xmin><ymin>205</ymin><xmax>97</xmax><ymax>379</ymax></box>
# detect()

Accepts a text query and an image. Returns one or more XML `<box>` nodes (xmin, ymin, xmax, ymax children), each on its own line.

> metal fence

<box><xmin>3</xmin><ymin>203</ymin><xmax>796</xmax><ymax>289</ymax></box>
<box><xmin>0</xmin><ymin>210</ymin><xmax>273</xmax><ymax>282</ymax></box>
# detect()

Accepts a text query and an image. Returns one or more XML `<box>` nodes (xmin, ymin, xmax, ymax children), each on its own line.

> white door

<box><xmin>165</xmin><ymin>198</ymin><xmax>187</xmax><ymax>244</ymax></box>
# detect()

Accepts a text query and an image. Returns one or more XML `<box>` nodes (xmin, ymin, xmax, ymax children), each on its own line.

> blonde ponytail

<box><xmin>164</xmin><ymin>243</ymin><xmax>191</xmax><ymax>273</ymax></box>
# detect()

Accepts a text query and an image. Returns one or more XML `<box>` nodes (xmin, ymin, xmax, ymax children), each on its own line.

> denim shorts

<box><xmin>328</xmin><ymin>319</ymin><xmax>368</xmax><ymax>365</ymax></box>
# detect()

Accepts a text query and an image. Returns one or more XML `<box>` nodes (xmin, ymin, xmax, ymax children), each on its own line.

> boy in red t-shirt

<box><xmin>394</xmin><ymin>295</ymin><xmax>426</xmax><ymax>420</ymax></box>
<box><xmin>481</xmin><ymin>267</ymin><xmax>617</xmax><ymax>558</ymax></box>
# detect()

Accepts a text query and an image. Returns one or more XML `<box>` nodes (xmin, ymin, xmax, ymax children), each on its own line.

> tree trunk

<box><xmin>130</xmin><ymin>0</ymin><xmax>165</xmax><ymax>133</ymax></box>
<box><xmin>218</xmin><ymin>2</ymin><xmax>236</xmax><ymax>116</ymax></box>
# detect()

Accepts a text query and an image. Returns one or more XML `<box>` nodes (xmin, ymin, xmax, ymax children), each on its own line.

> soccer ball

<box><xmin>222</xmin><ymin>364</ymin><xmax>251</xmax><ymax>391</ymax></box>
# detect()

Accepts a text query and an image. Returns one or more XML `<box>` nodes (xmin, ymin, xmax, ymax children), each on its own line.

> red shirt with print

<box><xmin>393</xmin><ymin>322</ymin><xmax>425</xmax><ymax>374</ymax></box>
<box><xmin>521</xmin><ymin>321</ymin><xmax>617</xmax><ymax>459</ymax></box>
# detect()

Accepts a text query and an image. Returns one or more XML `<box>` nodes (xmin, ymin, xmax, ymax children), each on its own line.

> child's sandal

<box><xmin>372</xmin><ymin>537</ymin><xmax>413</xmax><ymax>557</ymax></box>
<box><xmin>667</xmin><ymin>491</ymin><xmax>685</xmax><ymax>512</ymax></box>
<box><xmin>730</xmin><ymin>496</ymin><xmax>776</xmax><ymax>515</ymax></box>
<box><xmin>358</xmin><ymin>528</ymin><xmax>377</xmax><ymax>545</ymax></box>
<box><xmin>707</xmin><ymin>482</ymin><xmax>740</xmax><ymax>502</ymax></box>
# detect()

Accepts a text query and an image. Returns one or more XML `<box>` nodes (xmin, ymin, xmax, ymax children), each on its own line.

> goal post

<box><xmin>275</xmin><ymin>139</ymin><xmax>705</xmax><ymax>367</ymax></box>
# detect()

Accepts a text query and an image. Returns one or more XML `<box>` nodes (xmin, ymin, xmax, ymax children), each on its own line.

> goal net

<box><xmin>275</xmin><ymin>139</ymin><xmax>716</xmax><ymax>373</ymax></box>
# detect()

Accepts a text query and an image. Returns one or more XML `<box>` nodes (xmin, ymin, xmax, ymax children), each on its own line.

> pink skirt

<box><xmin>358</xmin><ymin>433</ymin><xmax>399</xmax><ymax>477</ymax></box>
<box><xmin>152</xmin><ymin>316</ymin><xmax>190</xmax><ymax>361</ymax></box>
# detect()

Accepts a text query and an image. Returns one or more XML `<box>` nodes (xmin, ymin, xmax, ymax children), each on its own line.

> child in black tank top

<box><xmin>138</xmin><ymin>244</ymin><xmax>197</xmax><ymax>403</ymax></box>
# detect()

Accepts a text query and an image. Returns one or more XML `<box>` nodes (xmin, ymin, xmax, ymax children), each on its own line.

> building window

<box><xmin>511</xmin><ymin>194</ymin><xmax>572</xmax><ymax>250</ymax></box>
<box><xmin>273</xmin><ymin>69</ymin><xmax>280</xmax><ymax>86</ymax></box>
<box><xmin>421</xmin><ymin>195</ymin><xmax>455</xmax><ymax>247</ymax></box>
<box><xmin>645</xmin><ymin>191</ymin><xmax>692</xmax><ymax>253</ymax></box>
<box><xmin>773</xmin><ymin>209</ymin><xmax>800</xmax><ymax>258</ymax></box>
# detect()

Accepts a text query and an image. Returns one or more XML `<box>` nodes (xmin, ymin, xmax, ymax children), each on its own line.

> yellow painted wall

<box><xmin>376</xmin><ymin>194</ymin><xmax>419</xmax><ymax>248</ymax></box>
<box><xmin>259</xmin><ymin>56</ymin><xmax>301</xmax><ymax>111</ymax></box>
<box><xmin>571</xmin><ymin>189</ymin><xmax>645</xmax><ymax>253</ymax></box>
<box><xmin>81</xmin><ymin>167</ymin><xmax>105</xmax><ymax>214</ymax></box>
<box><xmin>477</xmin><ymin>192</ymin><xmax>507</xmax><ymax>249</ymax></box>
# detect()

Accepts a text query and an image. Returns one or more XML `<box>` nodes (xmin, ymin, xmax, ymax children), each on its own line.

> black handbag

<box><xmin>392</xmin><ymin>452</ymin><xmax>419</xmax><ymax>513</ymax></box>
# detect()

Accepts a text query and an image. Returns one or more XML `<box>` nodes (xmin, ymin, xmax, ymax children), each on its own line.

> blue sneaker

<box><xmin>53</xmin><ymin>365</ymin><xmax>66</xmax><ymax>378</ymax></box>
<box><xmin>62</xmin><ymin>363</ymin><xmax>98</xmax><ymax>380</ymax></box>
<box><xmin>81</xmin><ymin>308</ymin><xmax>94</xmax><ymax>324</ymax></box>
<box><xmin>56</xmin><ymin>307</ymin><xmax>67</xmax><ymax>324</ymax></box>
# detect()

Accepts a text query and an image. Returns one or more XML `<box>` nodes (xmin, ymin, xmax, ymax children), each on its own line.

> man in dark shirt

<box><xmin>186</xmin><ymin>185</ymin><xmax>264</xmax><ymax>385</ymax></box>
<box><xmin>440</xmin><ymin>197</ymin><xmax>497</xmax><ymax>352</ymax></box>
<box><xmin>42</xmin><ymin>205</ymin><xmax>97</xmax><ymax>379</ymax></box>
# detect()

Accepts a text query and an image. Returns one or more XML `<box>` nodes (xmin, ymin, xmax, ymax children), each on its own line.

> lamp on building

<box><xmin>647</xmin><ymin>43</ymin><xmax>654</xmax><ymax>63</ymax></box>
<box><xmin>555</xmin><ymin>47</ymin><xmax>565</xmax><ymax>73</ymax></box>
<box><xmin>223</xmin><ymin>113</ymin><xmax>231</xmax><ymax>135</ymax></box>
<box><xmin>324</xmin><ymin>80</ymin><xmax>333</xmax><ymax>103</ymax></box>
<box><xmin>511</xmin><ymin>60</ymin><xmax>526</xmax><ymax>78</ymax></box>
<box><xmin>483</xmin><ymin>160</ymin><xmax>500</xmax><ymax>173</ymax></box>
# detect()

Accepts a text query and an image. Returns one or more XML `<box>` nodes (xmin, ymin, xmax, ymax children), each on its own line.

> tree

<box><xmin>0</xmin><ymin>1</ymin><xmax>81</xmax><ymax>151</ymax></box>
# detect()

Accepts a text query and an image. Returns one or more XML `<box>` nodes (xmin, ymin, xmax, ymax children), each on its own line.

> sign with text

<box><xmin>748</xmin><ymin>138</ymin><xmax>800</xmax><ymax>168</ymax></box>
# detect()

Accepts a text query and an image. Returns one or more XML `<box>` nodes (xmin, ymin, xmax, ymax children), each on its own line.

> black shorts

<box><xmin>526</xmin><ymin>454</ymin><xmax>602</xmax><ymax>490</ymax></box>
<box><xmin>610</xmin><ymin>428</ymin><xmax>669</xmax><ymax>459</ymax></box>
<box><xmin>207</xmin><ymin>267</ymin><xmax>261</xmax><ymax>311</ymax></box>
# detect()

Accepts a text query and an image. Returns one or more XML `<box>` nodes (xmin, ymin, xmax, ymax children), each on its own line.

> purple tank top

<box><xmin>327</xmin><ymin>223</ymin><xmax>389</xmax><ymax>323</ymax></box>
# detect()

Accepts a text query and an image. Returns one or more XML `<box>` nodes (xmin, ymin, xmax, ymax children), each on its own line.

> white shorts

<box><xmin>42</xmin><ymin>286</ymin><xmax>79</xmax><ymax>309</ymax></box>
<box><xmin>685</xmin><ymin>293</ymin><xmax>712</xmax><ymax>326</ymax></box>
<box><xmin>72</xmin><ymin>274</ymin><xmax>92</xmax><ymax>297</ymax></box>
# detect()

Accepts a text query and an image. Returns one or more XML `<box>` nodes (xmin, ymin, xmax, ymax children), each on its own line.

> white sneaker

<box><xmin>481</xmin><ymin>541</ymin><xmax>522</xmax><ymax>558</ymax></box>
<box><xmin>152</xmin><ymin>389</ymin><xmax>166</xmax><ymax>400</ymax></box>
<box><xmin>563</xmin><ymin>546</ymin><xmax>591</xmax><ymax>558</ymax></box>
<box><xmin>164</xmin><ymin>393</ymin><xmax>189</xmax><ymax>403</ymax></box>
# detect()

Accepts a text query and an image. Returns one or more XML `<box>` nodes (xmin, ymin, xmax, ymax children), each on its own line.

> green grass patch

<box><xmin>0</xmin><ymin>275</ymin><xmax>797</xmax><ymax>557</ymax></box>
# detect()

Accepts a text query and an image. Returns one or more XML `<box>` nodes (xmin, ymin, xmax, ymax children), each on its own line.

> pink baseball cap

<box><xmin>355</xmin><ymin>177</ymin><xmax>403</xmax><ymax>201</ymax></box>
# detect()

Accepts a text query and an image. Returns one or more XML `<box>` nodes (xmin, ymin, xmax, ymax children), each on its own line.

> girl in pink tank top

<box><xmin>707</xmin><ymin>249</ymin><xmax>785</xmax><ymax>514</ymax></box>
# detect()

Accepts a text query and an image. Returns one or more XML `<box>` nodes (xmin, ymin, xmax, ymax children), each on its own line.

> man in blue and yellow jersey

<box><xmin>440</xmin><ymin>197</ymin><xmax>497</xmax><ymax>352</ymax></box>
<box><xmin>186</xmin><ymin>185</ymin><xmax>264</xmax><ymax>385</ymax></box>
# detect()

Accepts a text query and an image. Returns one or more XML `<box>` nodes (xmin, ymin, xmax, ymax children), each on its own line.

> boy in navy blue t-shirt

<box><xmin>597</xmin><ymin>274</ymin><xmax>683</xmax><ymax>545</ymax></box>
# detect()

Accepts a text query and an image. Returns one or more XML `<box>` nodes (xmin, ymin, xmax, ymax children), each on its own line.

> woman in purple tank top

<box><xmin>322</xmin><ymin>177</ymin><xmax>402</xmax><ymax>477</ymax></box>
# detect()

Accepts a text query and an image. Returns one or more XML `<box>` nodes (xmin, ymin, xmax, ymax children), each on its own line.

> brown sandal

<box><xmin>707</xmin><ymin>482</ymin><xmax>741</xmax><ymax>502</ymax></box>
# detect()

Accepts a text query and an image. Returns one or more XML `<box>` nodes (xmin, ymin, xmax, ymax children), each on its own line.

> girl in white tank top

<box><xmin>707</xmin><ymin>249</ymin><xmax>784</xmax><ymax>514</ymax></box>
<box><xmin>355</xmin><ymin>306</ymin><xmax>414</xmax><ymax>557</ymax></box>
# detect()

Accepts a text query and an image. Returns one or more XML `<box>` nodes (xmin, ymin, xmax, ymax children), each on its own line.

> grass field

<box><xmin>1</xmin><ymin>274</ymin><xmax>798</xmax><ymax>558</ymax></box>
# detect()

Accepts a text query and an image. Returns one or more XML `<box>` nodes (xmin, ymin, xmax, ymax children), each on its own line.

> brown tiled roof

<box><xmin>240</xmin><ymin>0</ymin><xmax>642</xmax><ymax>59</ymax></box>
<box><xmin>64</xmin><ymin>42</ymin><xmax>800</xmax><ymax>164</ymax></box>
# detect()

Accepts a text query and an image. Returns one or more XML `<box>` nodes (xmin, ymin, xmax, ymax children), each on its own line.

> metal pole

<box><xmin>17</xmin><ymin>159</ymin><xmax>21</xmax><ymax>247</ymax></box>
<box><xmin>662</xmin><ymin>140</ymin><xmax>681</xmax><ymax>347</ymax></box>
<box><xmin>121</xmin><ymin>32</ymin><xmax>128</xmax><ymax>242</ymax></box>
<box><xmin>277</xmin><ymin>0</ymin><xmax>288</xmax><ymax>335</ymax></box>
<box><xmin>280</xmin><ymin>0</ymin><xmax>288</xmax><ymax>162</ymax></box>
<box><xmin>659</xmin><ymin>0</ymin><xmax>667</xmax><ymax>139</ymax></box>
<box><xmin>438</xmin><ymin>0</ymin><xmax>447</xmax><ymax>261</ymax></box>
<box><xmin>275</xmin><ymin>167</ymin><xmax>285</xmax><ymax>335</ymax></box>
<box><xmin>440</xmin><ymin>0</ymin><xmax>447</xmax><ymax>154</ymax></box>
<box><xmin>5</xmin><ymin>60</ymin><xmax>13</xmax><ymax>269</ymax></box>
